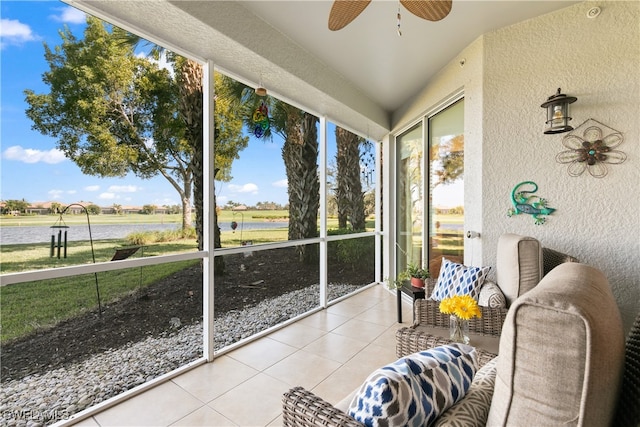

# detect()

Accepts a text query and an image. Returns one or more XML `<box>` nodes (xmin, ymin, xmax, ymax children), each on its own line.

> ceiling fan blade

<box><xmin>400</xmin><ymin>0</ymin><xmax>452</xmax><ymax>22</ymax></box>
<box><xmin>328</xmin><ymin>0</ymin><xmax>372</xmax><ymax>31</ymax></box>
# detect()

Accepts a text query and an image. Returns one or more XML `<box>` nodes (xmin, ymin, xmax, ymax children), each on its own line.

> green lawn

<box><xmin>0</xmin><ymin>211</ymin><xmax>376</xmax><ymax>343</ymax></box>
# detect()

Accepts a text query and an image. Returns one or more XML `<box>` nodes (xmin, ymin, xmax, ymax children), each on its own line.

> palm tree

<box><xmin>260</xmin><ymin>100</ymin><xmax>320</xmax><ymax>262</ymax></box>
<box><xmin>231</xmin><ymin>83</ymin><xmax>321</xmax><ymax>263</ymax></box>
<box><xmin>335</xmin><ymin>127</ymin><xmax>365</xmax><ymax>231</ymax></box>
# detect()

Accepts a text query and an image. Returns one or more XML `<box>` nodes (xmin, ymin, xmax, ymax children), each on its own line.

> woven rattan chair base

<box><xmin>282</xmin><ymin>386</ymin><xmax>364</xmax><ymax>427</ymax></box>
<box><xmin>413</xmin><ymin>280</ymin><xmax>508</xmax><ymax>336</ymax></box>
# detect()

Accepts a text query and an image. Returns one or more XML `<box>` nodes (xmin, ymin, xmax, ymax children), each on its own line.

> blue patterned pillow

<box><xmin>347</xmin><ymin>344</ymin><xmax>478</xmax><ymax>427</ymax></box>
<box><xmin>430</xmin><ymin>258</ymin><xmax>491</xmax><ymax>301</ymax></box>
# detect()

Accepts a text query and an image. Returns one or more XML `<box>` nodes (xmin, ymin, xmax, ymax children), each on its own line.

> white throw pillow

<box><xmin>347</xmin><ymin>344</ymin><xmax>478</xmax><ymax>427</ymax></box>
<box><xmin>430</xmin><ymin>257</ymin><xmax>491</xmax><ymax>301</ymax></box>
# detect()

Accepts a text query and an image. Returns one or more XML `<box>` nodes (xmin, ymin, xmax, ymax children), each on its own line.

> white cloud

<box><xmin>50</xmin><ymin>7</ymin><xmax>86</xmax><ymax>24</ymax></box>
<box><xmin>2</xmin><ymin>145</ymin><xmax>66</xmax><ymax>164</ymax></box>
<box><xmin>98</xmin><ymin>192</ymin><xmax>116</xmax><ymax>200</ymax></box>
<box><xmin>67</xmin><ymin>190</ymin><xmax>77</xmax><ymax>195</ymax></box>
<box><xmin>48</xmin><ymin>189</ymin><xmax>64</xmax><ymax>199</ymax></box>
<box><xmin>107</xmin><ymin>185</ymin><xmax>139</xmax><ymax>193</ymax></box>
<box><xmin>228</xmin><ymin>183</ymin><xmax>259</xmax><ymax>194</ymax></box>
<box><xmin>0</xmin><ymin>18</ymin><xmax>38</xmax><ymax>48</ymax></box>
<box><xmin>84</xmin><ymin>185</ymin><xmax>100</xmax><ymax>192</ymax></box>
<box><xmin>272</xmin><ymin>179</ymin><xmax>288</xmax><ymax>188</ymax></box>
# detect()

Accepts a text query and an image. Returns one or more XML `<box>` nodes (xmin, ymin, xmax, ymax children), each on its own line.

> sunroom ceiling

<box><xmin>70</xmin><ymin>0</ymin><xmax>579</xmax><ymax>140</ymax></box>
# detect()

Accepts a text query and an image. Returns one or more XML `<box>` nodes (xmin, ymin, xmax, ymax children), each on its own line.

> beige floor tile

<box><xmin>263</xmin><ymin>349</ymin><xmax>342</xmax><ymax>389</ymax></box>
<box><xmin>171</xmin><ymin>405</ymin><xmax>237</xmax><ymax>427</ymax></box>
<box><xmin>311</xmin><ymin>330</ymin><xmax>371</xmax><ymax>360</ymax></box>
<box><xmin>311</xmin><ymin>364</ymin><xmax>365</xmax><ymax>405</ymax></box>
<box><xmin>310</xmin><ymin>337</ymin><xmax>398</xmax><ymax>405</ymax></box>
<box><xmin>371</xmin><ymin>324</ymin><xmax>404</xmax><ymax>348</ymax></box>
<box><xmin>93</xmin><ymin>381</ymin><xmax>203</xmax><ymax>426</ymax></box>
<box><xmin>266</xmin><ymin>322</ymin><xmax>327</xmax><ymax>348</ymax></box>
<box><xmin>296</xmin><ymin>310</ymin><xmax>350</xmax><ymax>332</ymax></box>
<box><xmin>355</xmin><ymin>305</ymin><xmax>404</xmax><ymax>327</ymax></box>
<box><xmin>268</xmin><ymin>414</ymin><xmax>284</xmax><ymax>426</ymax></box>
<box><xmin>208</xmin><ymin>373</ymin><xmax>290</xmax><ymax>427</ymax></box>
<box><xmin>330</xmin><ymin>318</ymin><xmax>388</xmax><ymax>342</ymax></box>
<box><xmin>325</xmin><ymin>300</ymin><xmax>370</xmax><ymax>318</ymax></box>
<box><xmin>68</xmin><ymin>416</ymin><xmax>100</xmax><ymax>426</ymax></box>
<box><xmin>339</xmin><ymin>342</ymin><xmax>398</xmax><ymax>380</ymax></box>
<box><xmin>226</xmin><ymin>337</ymin><xmax>297</xmax><ymax>371</ymax></box>
<box><xmin>337</xmin><ymin>288</ymin><xmax>384</xmax><ymax>308</ymax></box>
<box><xmin>172</xmin><ymin>356</ymin><xmax>259</xmax><ymax>403</ymax></box>
<box><xmin>302</xmin><ymin>331</ymin><xmax>369</xmax><ymax>363</ymax></box>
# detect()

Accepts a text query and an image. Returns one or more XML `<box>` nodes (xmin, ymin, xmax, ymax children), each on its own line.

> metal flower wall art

<box><xmin>556</xmin><ymin>118</ymin><xmax>626</xmax><ymax>178</ymax></box>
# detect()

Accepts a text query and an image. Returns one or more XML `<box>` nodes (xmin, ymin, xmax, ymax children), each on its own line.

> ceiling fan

<box><xmin>328</xmin><ymin>0</ymin><xmax>452</xmax><ymax>31</ymax></box>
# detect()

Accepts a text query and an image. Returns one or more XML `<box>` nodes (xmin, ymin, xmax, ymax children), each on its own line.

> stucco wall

<box><xmin>483</xmin><ymin>0</ymin><xmax>639</xmax><ymax>334</ymax></box>
<box><xmin>393</xmin><ymin>1</ymin><xmax>639</xmax><ymax>333</ymax></box>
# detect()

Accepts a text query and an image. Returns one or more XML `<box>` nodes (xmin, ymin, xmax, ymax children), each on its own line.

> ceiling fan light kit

<box><xmin>328</xmin><ymin>0</ymin><xmax>452</xmax><ymax>31</ymax></box>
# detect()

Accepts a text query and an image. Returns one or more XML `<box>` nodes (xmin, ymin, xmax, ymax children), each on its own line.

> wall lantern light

<box><xmin>541</xmin><ymin>88</ymin><xmax>577</xmax><ymax>134</ymax></box>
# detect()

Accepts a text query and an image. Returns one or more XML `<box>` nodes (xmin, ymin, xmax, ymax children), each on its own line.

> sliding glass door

<box><xmin>427</xmin><ymin>99</ymin><xmax>464</xmax><ymax>277</ymax></box>
<box><xmin>395</xmin><ymin>98</ymin><xmax>464</xmax><ymax>283</ymax></box>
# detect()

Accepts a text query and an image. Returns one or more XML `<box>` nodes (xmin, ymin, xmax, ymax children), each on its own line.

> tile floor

<box><xmin>70</xmin><ymin>285</ymin><xmax>414</xmax><ymax>427</ymax></box>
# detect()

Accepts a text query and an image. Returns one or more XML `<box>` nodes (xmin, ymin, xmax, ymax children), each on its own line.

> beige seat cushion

<box><xmin>496</xmin><ymin>233</ymin><xmax>543</xmax><ymax>306</ymax></box>
<box><xmin>487</xmin><ymin>263</ymin><xmax>625</xmax><ymax>427</ymax></box>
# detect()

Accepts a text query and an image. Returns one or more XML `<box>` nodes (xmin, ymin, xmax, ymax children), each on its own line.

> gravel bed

<box><xmin>0</xmin><ymin>283</ymin><xmax>361</xmax><ymax>426</ymax></box>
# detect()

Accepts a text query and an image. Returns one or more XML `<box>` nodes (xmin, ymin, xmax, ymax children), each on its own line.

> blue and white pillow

<box><xmin>347</xmin><ymin>344</ymin><xmax>478</xmax><ymax>427</ymax></box>
<box><xmin>430</xmin><ymin>258</ymin><xmax>491</xmax><ymax>301</ymax></box>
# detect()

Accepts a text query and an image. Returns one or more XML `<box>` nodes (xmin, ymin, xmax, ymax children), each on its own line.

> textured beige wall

<box><xmin>394</xmin><ymin>1</ymin><xmax>639</xmax><ymax>333</ymax></box>
<box><xmin>483</xmin><ymin>1</ymin><xmax>639</xmax><ymax>334</ymax></box>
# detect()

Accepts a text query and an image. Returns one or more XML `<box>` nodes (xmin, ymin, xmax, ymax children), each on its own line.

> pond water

<box><xmin>0</xmin><ymin>221</ymin><xmax>288</xmax><ymax>245</ymax></box>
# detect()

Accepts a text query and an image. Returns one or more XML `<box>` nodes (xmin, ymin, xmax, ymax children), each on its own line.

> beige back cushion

<box><xmin>487</xmin><ymin>263</ymin><xmax>625</xmax><ymax>427</ymax></box>
<box><xmin>496</xmin><ymin>233</ymin><xmax>543</xmax><ymax>306</ymax></box>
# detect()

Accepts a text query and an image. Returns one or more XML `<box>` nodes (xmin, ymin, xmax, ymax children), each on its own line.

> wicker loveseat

<box><xmin>282</xmin><ymin>263</ymin><xmax>640</xmax><ymax>427</ymax></box>
<box><xmin>402</xmin><ymin>234</ymin><xmax>578</xmax><ymax>338</ymax></box>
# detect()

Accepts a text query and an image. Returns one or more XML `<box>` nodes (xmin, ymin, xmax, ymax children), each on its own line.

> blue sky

<box><xmin>1</xmin><ymin>1</ymin><xmax>301</xmax><ymax>209</ymax></box>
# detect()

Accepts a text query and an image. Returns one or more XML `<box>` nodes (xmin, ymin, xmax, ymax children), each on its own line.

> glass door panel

<box><xmin>428</xmin><ymin>99</ymin><xmax>464</xmax><ymax>277</ymax></box>
<box><xmin>395</xmin><ymin>123</ymin><xmax>424</xmax><ymax>275</ymax></box>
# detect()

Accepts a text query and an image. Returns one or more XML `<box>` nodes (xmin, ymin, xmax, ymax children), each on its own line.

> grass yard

<box><xmin>1</xmin><ymin>258</ymin><xmax>198</xmax><ymax>343</ymax></box>
<box><xmin>0</xmin><ymin>211</ymin><xmax>381</xmax><ymax>344</ymax></box>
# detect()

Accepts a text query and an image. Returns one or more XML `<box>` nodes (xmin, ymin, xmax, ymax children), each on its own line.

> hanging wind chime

<box><xmin>252</xmin><ymin>101</ymin><xmax>270</xmax><ymax>138</ymax></box>
<box><xmin>50</xmin><ymin>214</ymin><xmax>70</xmax><ymax>258</ymax></box>
<box><xmin>48</xmin><ymin>203</ymin><xmax>103</xmax><ymax>314</ymax></box>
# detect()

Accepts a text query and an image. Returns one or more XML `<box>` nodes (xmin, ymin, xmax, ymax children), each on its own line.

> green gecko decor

<box><xmin>507</xmin><ymin>181</ymin><xmax>555</xmax><ymax>225</ymax></box>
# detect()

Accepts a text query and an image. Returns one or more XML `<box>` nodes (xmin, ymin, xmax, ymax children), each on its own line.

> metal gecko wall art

<box><xmin>507</xmin><ymin>181</ymin><xmax>555</xmax><ymax>225</ymax></box>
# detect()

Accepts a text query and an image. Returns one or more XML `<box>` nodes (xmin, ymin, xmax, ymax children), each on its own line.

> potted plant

<box><xmin>386</xmin><ymin>263</ymin><xmax>429</xmax><ymax>290</ymax></box>
<box><xmin>406</xmin><ymin>263</ymin><xmax>429</xmax><ymax>288</ymax></box>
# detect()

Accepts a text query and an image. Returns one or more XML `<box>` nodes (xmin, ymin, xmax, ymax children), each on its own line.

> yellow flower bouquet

<box><xmin>439</xmin><ymin>294</ymin><xmax>482</xmax><ymax>320</ymax></box>
<box><xmin>439</xmin><ymin>295</ymin><xmax>481</xmax><ymax>344</ymax></box>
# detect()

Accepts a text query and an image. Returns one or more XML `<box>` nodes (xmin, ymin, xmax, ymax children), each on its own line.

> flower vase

<box><xmin>450</xmin><ymin>315</ymin><xmax>470</xmax><ymax>344</ymax></box>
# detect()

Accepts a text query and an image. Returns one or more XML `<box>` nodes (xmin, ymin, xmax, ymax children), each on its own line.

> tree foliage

<box><xmin>23</xmin><ymin>17</ymin><xmax>251</xmax><ymax>238</ymax></box>
<box><xmin>2</xmin><ymin>199</ymin><xmax>30</xmax><ymax>214</ymax></box>
<box><xmin>86</xmin><ymin>204</ymin><xmax>101</xmax><ymax>215</ymax></box>
<box><xmin>25</xmin><ymin>17</ymin><xmax>191</xmax><ymax>224</ymax></box>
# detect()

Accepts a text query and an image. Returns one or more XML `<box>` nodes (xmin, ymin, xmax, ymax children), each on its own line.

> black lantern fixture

<box><xmin>541</xmin><ymin>88</ymin><xmax>577</xmax><ymax>134</ymax></box>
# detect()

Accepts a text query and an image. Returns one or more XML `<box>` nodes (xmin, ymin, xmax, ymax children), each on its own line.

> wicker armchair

<box><xmin>399</xmin><ymin>241</ymin><xmax>578</xmax><ymax>341</ymax></box>
<box><xmin>283</xmin><ymin>311</ymin><xmax>640</xmax><ymax>427</ymax></box>
<box><xmin>402</xmin><ymin>279</ymin><xmax>509</xmax><ymax>338</ymax></box>
<box><xmin>282</xmin><ymin>335</ymin><xmax>497</xmax><ymax>427</ymax></box>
